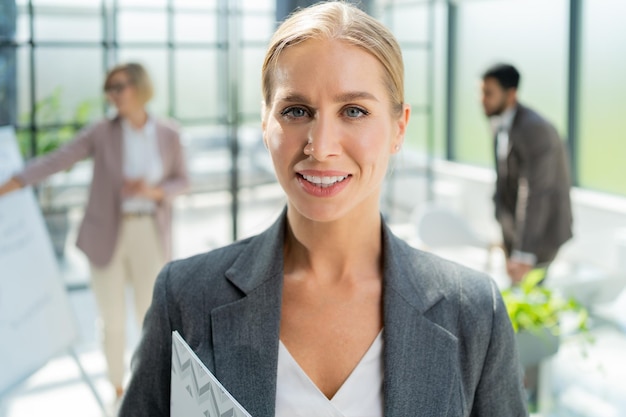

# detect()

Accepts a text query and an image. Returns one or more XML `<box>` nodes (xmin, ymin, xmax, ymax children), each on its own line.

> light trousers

<box><xmin>90</xmin><ymin>215</ymin><xmax>165</xmax><ymax>388</ymax></box>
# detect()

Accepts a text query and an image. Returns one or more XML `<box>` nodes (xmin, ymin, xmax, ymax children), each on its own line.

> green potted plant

<box><xmin>502</xmin><ymin>268</ymin><xmax>589</xmax><ymax>367</ymax></box>
<box><xmin>17</xmin><ymin>87</ymin><xmax>97</xmax><ymax>259</ymax></box>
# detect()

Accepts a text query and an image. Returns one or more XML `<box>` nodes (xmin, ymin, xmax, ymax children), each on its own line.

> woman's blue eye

<box><xmin>282</xmin><ymin>107</ymin><xmax>308</xmax><ymax>118</ymax></box>
<box><xmin>344</xmin><ymin>107</ymin><xmax>367</xmax><ymax>118</ymax></box>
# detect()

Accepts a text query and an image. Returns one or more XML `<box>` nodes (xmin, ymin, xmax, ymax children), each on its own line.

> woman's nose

<box><xmin>306</xmin><ymin>114</ymin><xmax>342</xmax><ymax>160</ymax></box>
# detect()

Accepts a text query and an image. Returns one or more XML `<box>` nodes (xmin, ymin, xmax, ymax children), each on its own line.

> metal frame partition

<box><xmin>11</xmin><ymin>0</ymin><xmax>276</xmax><ymax>242</ymax></box>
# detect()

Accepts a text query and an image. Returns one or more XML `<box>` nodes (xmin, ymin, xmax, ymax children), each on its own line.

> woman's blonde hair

<box><xmin>104</xmin><ymin>62</ymin><xmax>154</xmax><ymax>104</ymax></box>
<box><xmin>262</xmin><ymin>1</ymin><xmax>404</xmax><ymax>115</ymax></box>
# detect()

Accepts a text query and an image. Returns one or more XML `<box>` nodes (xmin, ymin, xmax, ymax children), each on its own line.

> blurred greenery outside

<box><xmin>17</xmin><ymin>87</ymin><xmax>98</xmax><ymax>158</ymax></box>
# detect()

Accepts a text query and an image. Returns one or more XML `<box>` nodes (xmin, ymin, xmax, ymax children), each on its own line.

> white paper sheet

<box><xmin>0</xmin><ymin>126</ymin><xmax>77</xmax><ymax>395</ymax></box>
<box><xmin>171</xmin><ymin>330</ymin><xmax>253</xmax><ymax>417</ymax></box>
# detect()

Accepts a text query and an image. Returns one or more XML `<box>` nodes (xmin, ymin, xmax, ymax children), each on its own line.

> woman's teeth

<box><xmin>302</xmin><ymin>174</ymin><xmax>348</xmax><ymax>187</ymax></box>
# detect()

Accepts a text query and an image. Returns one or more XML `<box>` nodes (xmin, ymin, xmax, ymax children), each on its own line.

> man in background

<box><xmin>481</xmin><ymin>63</ymin><xmax>573</xmax><ymax>284</ymax></box>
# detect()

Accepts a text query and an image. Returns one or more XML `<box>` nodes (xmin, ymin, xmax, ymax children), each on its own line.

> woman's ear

<box><xmin>261</xmin><ymin>101</ymin><xmax>269</xmax><ymax>149</ymax></box>
<box><xmin>392</xmin><ymin>103</ymin><xmax>411</xmax><ymax>154</ymax></box>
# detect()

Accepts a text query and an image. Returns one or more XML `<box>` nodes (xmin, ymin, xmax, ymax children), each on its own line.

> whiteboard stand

<box><xmin>68</xmin><ymin>347</ymin><xmax>110</xmax><ymax>417</ymax></box>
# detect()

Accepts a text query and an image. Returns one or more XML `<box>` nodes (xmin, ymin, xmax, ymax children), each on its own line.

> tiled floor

<box><xmin>1</xmin><ymin>184</ymin><xmax>625</xmax><ymax>417</ymax></box>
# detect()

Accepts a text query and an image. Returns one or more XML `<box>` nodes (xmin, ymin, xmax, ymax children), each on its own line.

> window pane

<box><xmin>117</xmin><ymin>49</ymin><xmax>169</xmax><ymax>116</ymax></box>
<box><xmin>453</xmin><ymin>0</ymin><xmax>568</xmax><ymax>166</ymax></box>
<box><xmin>118</xmin><ymin>0</ymin><xmax>166</xmax><ymax>8</ymax></box>
<box><xmin>578</xmin><ymin>0</ymin><xmax>626</xmax><ymax>195</ymax></box>
<box><xmin>174</xmin><ymin>12</ymin><xmax>217</xmax><ymax>43</ymax></box>
<box><xmin>405</xmin><ymin>112</ymin><xmax>428</xmax><ymax>153</ymax></box>
<box><xmin>387</xmin><ymin>4</ymin><xmax>428</xmax><ymax>43</ymax></box>
<box><xmin>174</xmin><ymin>0</ymin><xmax>217</xmax><ymax>10</ymax></box>
<box><xmin>174</xmin><ymin>49</ymin><xmax>219</xmax><ymax>120</ymax></box>
<box><xmin>32</xmin><ymin>0</ymin><xmax>99</xmax><ymax>6</ymax></box>
<box><xmin>117</xmin><ymin>11</ymin><xmax>167</xmax><ymax>43</ymax></box>
<box><xmin>240</xmin><ymin>47</ymin><xmax>265</xmax><ymax>117</ymax></box>
<box><xmin>16</xmin><ymin>46</ymin><xmax>31</xmax><ymax>125</ymax></box>
<box><xmin>34</xmin><ymin>14</ymin><xmax>101</xmax><ymax>42</ymax></box>
<box><xmin>240</xmin><ymin>0</ymin><xmax>274</xmax><ymax>13</ymax></box>
<box><xmin>241</xmin><ymin>13</ymin><xmax>274</xmax><ymax>43</ymax></box>
<box><xmin>403</xmin><ymin>48</ymin><xmax>428</xmax><ymax>108</ymax></box>
<box><xmin>15</xmin><ymin>9</ymin><xmax>29</xmax><ymax>43</ymax></box>
<box><xmin>34</xmin><ymin>48</ymin><xmax>103</xmax><ymax>125</ymax></box>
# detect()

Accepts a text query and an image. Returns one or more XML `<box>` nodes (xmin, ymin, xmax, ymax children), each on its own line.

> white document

<box><xmin>0</xmin><ymin>126</ymin><xmax>77</xmax><ymax>395</ymax></box>
<box><xmin>171</xmin><ymin>331</ymin><xmax>253</xmax><ymax>417</ymax></box>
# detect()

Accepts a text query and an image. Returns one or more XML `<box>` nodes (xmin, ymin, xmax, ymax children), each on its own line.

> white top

<box><xmin>275</xmin><ymin>331</ymin><xmax>384</xmax><ymax>417</ymax></box>
<box><xmin>121</xmin><ymin>117</ymin><xmax>163</xmax><ymax>213</ymax></box>
<box><xmin>490</xmin><ymin>106</ymin><xmax>517</xmax><ymax>161</ymax></box>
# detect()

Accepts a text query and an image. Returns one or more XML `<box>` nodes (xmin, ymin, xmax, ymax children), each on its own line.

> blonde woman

<box><xmin>0</xmin><ymin>63</ymin><xmax>189</xmax><ymax>398</ymax></box>
<box><xmin>120</xmin><ymin>3</ymin><xmax>526</xmax><ymax>416</ymax></box>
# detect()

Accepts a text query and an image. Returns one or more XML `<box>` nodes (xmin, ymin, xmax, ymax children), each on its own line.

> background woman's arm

<box><xmin>14</xmin><ymin>125</ymin><xmax>95</xmax><ymax>188</ymax></box>
<box><xmin>0</xmin><ymin>177</ymin><xmax>23</xmax><ymax>197</ymax></box>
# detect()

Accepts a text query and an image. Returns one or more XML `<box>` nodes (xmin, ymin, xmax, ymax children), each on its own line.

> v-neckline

<box><xmin>278</xmin><ymin>329</ymin><xmax>384</xmax><ymax>403</ymax></box>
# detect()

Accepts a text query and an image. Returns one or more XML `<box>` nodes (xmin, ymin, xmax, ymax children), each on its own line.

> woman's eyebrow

<box><xmin>277</xmin><ymin>91</ymin><xmax>379</xmax><ymax>104</ymax></box>
<box><xmin>334</xmin><ymin>91</ymin><xmax>379</xmax><ymax>103</ymax></box>
<box><xmin>277</xmin><ymin>93</ymin><xmax>310</xmax><ymax>104</ymax></box>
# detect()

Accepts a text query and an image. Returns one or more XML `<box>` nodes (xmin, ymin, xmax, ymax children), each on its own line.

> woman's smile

<box><xmin>296</xmin><ymin>170</ymin><xmax>353</xmax><ymax>197</ymax></box>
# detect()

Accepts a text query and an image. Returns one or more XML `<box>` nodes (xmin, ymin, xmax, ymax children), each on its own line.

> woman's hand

<box><xmin>121</xmin><ymin>178</ymin><xmax>164</xmax><ymax>202</ymax></box>
<box><xmin>0</xmin><ymin>177</ymin><xmax>23</xmax><ymax>197</ymax></box>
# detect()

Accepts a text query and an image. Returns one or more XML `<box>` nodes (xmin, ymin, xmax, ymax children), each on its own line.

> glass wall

<box><xmin>9</xmin><ymin>0</ymin><xmax>626</xmax><ymax>204</ymax></box>
<box><xmin>378</xmin><ymin>0</ymin><xmax>447</xmax><ymax>159</ymax></box>
<box><xmin>13</xmin><ymin>0</ymin><xmax>277</xmax><ymax>239</ymax></box>
<box><xmin>578</xmin><ymin>0</ymin><xmax>626</xmax><ymax>195</ymax></box>
<box><xmin>452</xmin><ymin>0</ymin><xmax>569</xmax><ymax>167</ymax></box>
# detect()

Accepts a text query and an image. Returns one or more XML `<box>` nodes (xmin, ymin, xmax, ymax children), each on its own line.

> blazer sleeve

<box><xmin>513</xmin><ymin>121</ymin><xmax>563</xmax><ymax>258</ymax></box>
<box><xmin>119</xmin><ymin>263</ymin><xmax>174</xmax><ymax>417</ymax></box>
<box><xmin>159</xmin><ymin>126</ymin><xmax>189</xmax><ymax>201</ymax></box>
<box><xmin>471</xmin><ymin>283</ymin><xmax>528</xmax><ymax>416</ymax></box>
<box><xmin>15</xmin><ymin>125</ymin><xmax>95</xmax><ymax>186</ymax></box>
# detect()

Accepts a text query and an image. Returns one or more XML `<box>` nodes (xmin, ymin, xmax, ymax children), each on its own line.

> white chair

<box><xmin>413</xmin><ymin>204</ymin><xmax>497</xmax><ymax>271</ymax></box>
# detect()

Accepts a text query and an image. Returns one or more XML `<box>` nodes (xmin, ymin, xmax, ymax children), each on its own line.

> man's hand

<box><xmin>506</xmin><ymin>259</ymin><xmax>534</xmax><ymax>284</ymax></box>
<box><xmin>122</xmin><ymin>178</ymin><xmax>164</xmax><ymax>202</ymax></box>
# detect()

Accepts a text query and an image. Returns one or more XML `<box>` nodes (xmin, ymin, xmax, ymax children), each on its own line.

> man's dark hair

<box><xmin>483</xmin><ymin>64</ymin><xmax>520</xmax><ymax>90</ymax></box>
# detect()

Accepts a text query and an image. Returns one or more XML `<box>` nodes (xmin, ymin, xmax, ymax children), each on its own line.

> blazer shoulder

<box><xmin>409</xmin><ymin>248</ymin><xmax>505</xmax><ymax>342</ymax></box>
<box><xmin>397</xmin><ymin>240</ymin><xmax>500</xmax><ymax>318</ymax></box>
<box><xmin>513</xmin><ymin>104</ymin><xmax>561</xmax><ymax>151</ymax></box>
<box><xmin>165</xmin><ymin>236</ymin><xmax>255</xmax><ymax>287</ymax></box>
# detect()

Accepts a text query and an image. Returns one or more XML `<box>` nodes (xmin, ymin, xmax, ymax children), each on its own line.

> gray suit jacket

<box><xmin>119</xmin><ymin>212</ymin><xmax>527</xmax><ymax>416</ymax></box>
<box><xmin>16</xmin><ymin>117</ymin><xmax>189</xmax><ymax>267</ymax></box>
<box><xmin>495</xmin><ymin>103</ymin><xmax>573</xmax><ymax>264</ymax></box>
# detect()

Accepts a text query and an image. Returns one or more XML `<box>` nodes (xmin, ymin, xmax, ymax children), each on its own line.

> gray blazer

<box><xmin>119</xmin><ymin>212</ymin><xmax>527</xmax><ymax>416</ymax></box>
<box><xmin>495</xmin><ymin>103</ymin><xmax>573</xmax><ymax>264</ymax></box>
<box><xmin>16</xmin><ymin>117</ymin><xmax>189</xmax><ymax>267</ymax></box>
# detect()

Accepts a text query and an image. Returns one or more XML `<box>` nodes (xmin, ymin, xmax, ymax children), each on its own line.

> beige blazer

<box><xmin>17</xmin><ymin>117</ymin><xmax>189</xmax><ymax>267</ymax></box>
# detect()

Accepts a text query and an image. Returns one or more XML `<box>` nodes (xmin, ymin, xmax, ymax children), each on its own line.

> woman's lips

<box><xmin>296</xmin><ymin>170</ymin><xmax>352</xmax><ymax>197</ymax></box>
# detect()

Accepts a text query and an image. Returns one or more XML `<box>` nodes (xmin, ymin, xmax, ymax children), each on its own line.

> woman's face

<box><xmin>105</xmin><ymin>70</ymin><xmax>142</xmax><ymax>116</ymax></box>
<box><xmin>263</xmin><ymin>38</ymin><xmax>410</xmax><ymax>223</ymax></box>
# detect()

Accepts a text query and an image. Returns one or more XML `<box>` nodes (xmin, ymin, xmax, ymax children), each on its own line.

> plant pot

<box><xmin>516</xmin><ymin>328</ymin><xmax>560</xmax><ymax>367</ymax></box>
<box><xmin>42</xmin><ymin>207</ymin><xmax>69</xmax><ymax>260</ymax></box>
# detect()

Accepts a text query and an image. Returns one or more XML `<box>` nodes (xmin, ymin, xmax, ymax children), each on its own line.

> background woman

<box><xmin>0</xmin><ymin>62</ymin><xmax>189</xmax><ymax>399</ymax></box>
<box><xmin>119</xmin><ymin>3</ymin><xmax>526</xmax><ymax>416</ymax></box>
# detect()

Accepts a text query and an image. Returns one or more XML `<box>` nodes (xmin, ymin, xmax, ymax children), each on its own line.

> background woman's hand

<box><xmin>0</xmin><ymin>177</ymin><xmax>23</xmax><ymax>197</ymax></box>
<box><xmin>121</xmin><ymin>178</ymin><xmax>164</xmax><ymax>202</ymax></box>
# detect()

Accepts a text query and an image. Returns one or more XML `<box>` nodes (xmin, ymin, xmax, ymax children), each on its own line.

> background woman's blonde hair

<box><xmin>262</xmin><ymin>1</ymin><xmax>405</xmax><ymax>115</ymax></box>
<box><xmin>104</xmin><ymin>62</ymin><xmax>154</xmax><ymax>104</ymax></box>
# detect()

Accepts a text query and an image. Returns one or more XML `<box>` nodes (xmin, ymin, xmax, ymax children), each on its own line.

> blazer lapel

<box><xmin>382</xmin><ymin>224</ymin><xmax>461</xmax><ymax>417</ymax></box>
<box><xmin>211</xmin><ymin>212</ymin><xmax>286</xmax><ymax>417</ymax></box>
<box><xmin>109</xmin><ymin>118</ymin><xmax>125</xmax><ymax>189</ymax></box>
<box><xmin>154</xmin><ymin>121</ymin><xmax>171</xmax><ymax>172</ymax></box>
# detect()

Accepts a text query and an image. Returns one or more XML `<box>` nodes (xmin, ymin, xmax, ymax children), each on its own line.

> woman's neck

<box><xmin>122</xmin><ymin>108</ymin><xmax>148</xmax><ymax>129</ymax></box>
<box><xmin>284</xmin><ymin>204</ymin><xmax>383</xmax><ymax>284</ymax></box>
